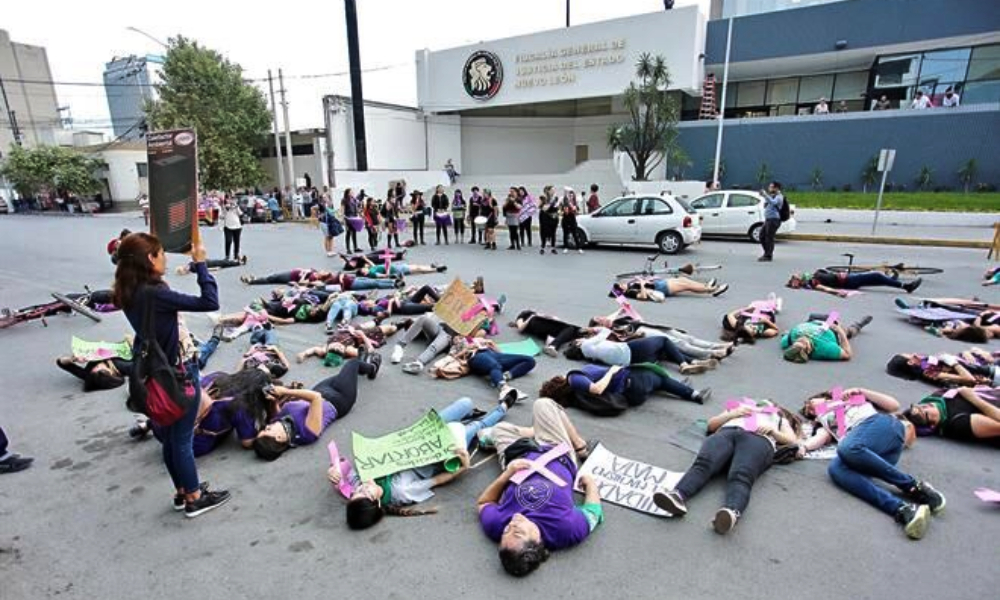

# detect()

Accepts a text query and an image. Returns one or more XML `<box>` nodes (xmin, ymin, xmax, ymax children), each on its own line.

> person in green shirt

<box><xmin>781</xmin><ymin>315</ymin><xmax>872</xmax><ymax>363</ymax></box>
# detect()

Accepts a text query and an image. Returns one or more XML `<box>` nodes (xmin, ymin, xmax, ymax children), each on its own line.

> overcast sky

<box><xmin>6</xmin><ymin>0</ymin><xmax>708</xmax><ymax>134</ymax></box>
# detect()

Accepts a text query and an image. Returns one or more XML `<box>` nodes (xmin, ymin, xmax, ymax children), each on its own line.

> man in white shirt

<box><xmin>942</xmin><ymin>87</ymin><xmax>960</xmax><ymax>107</ymax></box>
<box><xmin>814</xmin><ymin>98</ymin><xmax>830</xmax><ymax>114</ymax></box>
<box><xmin>910</xmin><ymin>91</ymin><xmax>932</xmax><ymax>110</ymax></box>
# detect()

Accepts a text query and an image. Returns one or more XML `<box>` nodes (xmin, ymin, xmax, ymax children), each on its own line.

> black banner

<box><xmin>147</xmin><ymin>129</ymin><xmax>198</xmax><ymax>253</ymax></box>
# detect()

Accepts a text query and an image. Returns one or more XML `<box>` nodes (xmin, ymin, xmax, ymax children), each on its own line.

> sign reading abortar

<box><xmin>351</xmin><ymin>410</ymin><xmax>456</xmax><ymax>481</ymax></box>
<box><xmin>147</xmin><ymin>128</ymin><xmax>199</xmax><ymax>253</ymax></box>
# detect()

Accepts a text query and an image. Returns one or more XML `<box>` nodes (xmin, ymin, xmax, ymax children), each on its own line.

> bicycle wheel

<box><xmin>51</xmin><ymin>293</ymin><xmax>102</xmax><ymax>323</ymax></box>
<box><xmin>824</xmin><ymin>265</ymin><xmax>874</xmax><ymax>275</ymax></box>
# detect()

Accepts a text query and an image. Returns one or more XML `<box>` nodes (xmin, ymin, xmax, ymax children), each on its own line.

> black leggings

<box><xmin>519</xmin><ymin>312</ymin><xmax>582</xmax><ymax>350</ymax></box>
<box><xmin>674</xmin><ymin>427</ymin><xmax>774</xmax><ymax>513</ymax></box>
<box><xmin>409</xmin><ymin>285</ymin><xmax>440</xmax><ymax>304</ymax></box>
<box><xmin>454</xmin><ymin>215</ymin><xmax>465</xmax><ymax>238</ymax></box>
<box><xmin>540</xmin><ymin>218</ymin><xmax>558</xmax><ymax>249</ymax></box>
<box><xmin>223</xmin><ymin>227</ymin><xmax>242</xmax><ymax>259</ymax></box>
<box><xmin>248</xmin><ymin>272</ymin><xmax>294</xmax><ymax>285</ymax></box>
<box><xmin>507</xmin><ymin>225</ymin><xmax>521</xmax><ymax>249</ymax></box>
<box><xmin>366</xmin><ymin>227</ymin><xmax>379</xmax><ymax>250</ymax></box>
<box><xmin>435</xmin><ymin>220</ymin><xmax>449</xmax><ymax>244</ymax></box>
<box><xmin>519</xmin><ymin>217</ymin><xmax>533</xmax><ymax>246</ymax></box>
<box><xmin>563</xmin><ymin>221</ymin><xmax>584</xmax><ymax>249</ymax></box>
<box><xmin>412</xmin><ymin>215</ymin><xmax>426</xmax><ymax>243</ymax></box>
<box><xmin>311</xmin><ymin>359</ymin><xmax>372</xmax><ymax>417</ymax></box>
<box><xmin>624</xmin><ymin>368</ymin><xmax>694</xmax><ymax>405</ymax></box>
<box><xmin>627</xmin><ymin>336</ymin><xmax>690</xmax><ymax>365</ymax></box>
<box><xmin>345</xmin><ymin>226</ymin><xmax>359</xmax><ymax>252</ymax></box>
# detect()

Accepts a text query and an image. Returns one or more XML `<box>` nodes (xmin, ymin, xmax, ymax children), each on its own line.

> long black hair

<box><xmin>346</xmin><ymin>495</ymin><xmax>437</xmax><ymax>530</ymax></box>
<box><xmin>206</xmin><ymin>369</ymin><xmax>275</xmax><ymax>425</ymax></box>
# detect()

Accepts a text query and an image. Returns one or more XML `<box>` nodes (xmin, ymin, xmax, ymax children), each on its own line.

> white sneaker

<box><xmin>562</xmin><ymin>249</ymin><xmax>568</xmax><ymax>254</ymax></box>
<box><xmin>578</xmin><ymin>249</ymin><xmax>584</xmax><ymax>254</ymax></box>
<box><xmin>390</xmin><ymin>345</ymin><xmax>404</xmax><ymax>364</ymax></box>
<box><xmin>402</xmin><ymin>360</ymin><xmax>424</xmax><ymax>374</ymax></box>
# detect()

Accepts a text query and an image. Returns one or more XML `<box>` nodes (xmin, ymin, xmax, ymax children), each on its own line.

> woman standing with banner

<box><xmin>113</xmin><ymin>232</ymin><xmax>231</xmax><ymax>518</ymax></box>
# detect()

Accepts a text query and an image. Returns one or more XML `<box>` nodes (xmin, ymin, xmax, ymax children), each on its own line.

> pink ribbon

<box><xmin>814</xmin><ymin>386</ymin><xmax>866</xmax><ymax>438</ymax></box>
<box><xmin>461</xmin><ymin>296</ymin><xmax>495</xmax><ymax>322</ymax></box>
<box><xmin>327</xmin><ymin>441</ymin><xmax>355</xmax><ymax>499</ymax></box>
<box><xmin>725</xmin><ymin>398</ymin><xmax>778</xmax><ymax>431</ymax></box>
<box><xmin>509</xmin><ymin>442</ymin><xmax>571</xmax><ymax>487</ymax></box>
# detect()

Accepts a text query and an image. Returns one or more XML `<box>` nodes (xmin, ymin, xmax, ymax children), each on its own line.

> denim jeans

<box><xmin>468</xmin><ymin>350</ymin><xmax>536</xmax><ymax>387</ymax></box>
<box><xmin>161</xmin><ymin>360</ymin><xmax>202</xmax><ymax>492</ymax></box>
<box><xmin>326</xmin><ymin>297</ymin><xmax>359</xmax><ymax>328</ymax></box>
<box><xmin>197</xmin><ymin>336</ymin><xmax>221</xmax><ymax>370</ymax></box>
<box><xmin>827</xmin><ymin>413</ymin><xmax>915</xmax><ymax>516</ymax></box>
<box><xmin>351</xmin><ymin>277</ymin><xmax>397</xmax><ymax>291</ymax></box>
<box><xmin>675</xmin><ymin>427</ymin><xmax>774</xmax><ymax>513</ymax></box>
<box><xmin>436</xmin><ymin>397</ymin><xmax>507</xmax><ymax>449</ymax></box>
<box><xmin>250</xmin><ymin>327</ymin><xmax>278</xmax><ymax>346</ymax></box>
<box><xmin>624</xmin><ymin>368</ymin><xmax>694</xmax><ymax>404</ymax></box>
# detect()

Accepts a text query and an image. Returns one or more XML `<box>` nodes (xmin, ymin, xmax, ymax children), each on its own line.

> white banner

<box><xmin>574</xmin><ymin>443</ymin><xmax>683</xmax><ymax>517</ymax></box>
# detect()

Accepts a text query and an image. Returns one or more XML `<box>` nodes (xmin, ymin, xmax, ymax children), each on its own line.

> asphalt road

<box><xmin>1</xmin><ymin>213</ymin><xmax>997</xmax><ymax>600</ymax></box>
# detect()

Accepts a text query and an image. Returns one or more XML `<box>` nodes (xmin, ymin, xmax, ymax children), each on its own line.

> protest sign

<box><xmin>71</xmin><ymin>336</ymin><xmax>133</xmax><ymax>362</ymax></box>
<box><xmin>147</xmin><ymin>128</ymin><xmax>199</xmax><ymax>253</ymax></box>
<box><xmin>433</xmin><ymin>278</ymin><xmax>487</xmax><ymax>337</ymax></box>
<box><xmin>351</xmin><ymin>409</ymin><xmax>456</xmax><ymax>481</ymax></box>
<box><xmin>574</xmin><ymin>443</ymin><xmax>683</xmax><ymax>517</ymax></box>
<box><xmin>496</xmin><ymin>338</ymin><xmax>541</xmax><ymax>357</ymax></box>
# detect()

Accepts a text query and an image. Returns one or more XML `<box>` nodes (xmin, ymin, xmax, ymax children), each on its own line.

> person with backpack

<box><xmin>759</xmin><ymin>181</ymin><xmax>785</xmax><ymax>262</ymax></box>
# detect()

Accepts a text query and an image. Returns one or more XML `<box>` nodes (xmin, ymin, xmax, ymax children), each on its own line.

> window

<box><xmin>833</xmin><ymin>71</ymin><xmax>868</xmax><ymax>100</ymax></box>
<box><xmin>601</xmin><ymin>199</ymin><xmax>638</xmax><ymax>217</ymax></box>
<box><xmin>919</xmin><ymin>48</ymin><xmax>971</xmax><ymax>88</ymax></box>
<box><xmin>641</xmin><ymin>198</ymin><xmax>672</xmax><ymax>215</ymax></box>
<box><xmin>728</xmin><ymin>193</ymin><xmax>759</xmax><ymax>208</ymax></box>
<box><xmin>136</xmin><ymin>162</ymin><xmax>148</xmax><ymax>177</ymax></box>
<box><xmin>874</xmin><ymin>54</ymin><xmax>921</xmax><ymax>88</ymax></box>
<box><xmin>968</xmin><ymin>44</ymin><xmax>1000</xmax><ymax>81</ymax></box>
<box><xmin>799</xmin><ymin>75</ymin><xmax>834</xmax><ymax>103</ymax></box>
<box><xmin>691</xmin><ymin>194</ymin><xmax>724</xmax><ymax>210</ymax></box>
<box><xmin>767</xmin><ymin>78</ymin><xmax>799</xmax><ymax>106</ymax></box>
<box><xmin>737</xmin><ymin>81</ymin><xmax>766</xmax><ymax>108</ymax></box>
<box><xmin>963</xmin><ymin>80</ymin><xmax>1000</xmax><ymax>105</ymax></box>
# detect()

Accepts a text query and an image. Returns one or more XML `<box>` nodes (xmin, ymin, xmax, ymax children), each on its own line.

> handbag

<box><xmin>328</xmin><ymin>214</ymin><xmax>345</xmax><ymax>237</ymax></box>
<box><xmin>430</xmin><ymin>355</ymin><xmax>470</xmax><ymax>379</ymax></box>
<box><xmin>126</xmin><ymin>288</ymin><xmax>197</xmax><ymax>426</ymax></box>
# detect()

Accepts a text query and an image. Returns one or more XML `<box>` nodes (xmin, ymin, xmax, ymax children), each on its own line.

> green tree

<box><xmin>0</xmin><ymin>145</ymin><xmax>103</xmax><ymax>198</ymax></box>
<box><xmin>916</xmin><ymin>165</ymin><xmax>934</xmax><ymax>191</ymax></box>
<box><xmin>810</xmin><ymin>167</ymin><xmax>824</xmax><ymax>191</ymax></box>
<box><xmin>957</xmin><ymin>158</ymin><xmax>978</xmax><ymax>194</ymax></box>
<box><xmin>704</xmin><ymin>157</ymin><xmax>726</xmax><ymax>185</ymax></box>
<box><xmin>756</xmin><ymin>162</ymin><xmax>772</xmax><ymax>188</ymax></box>
<box><xmin>667</xmin><ymin>146</ymin><xmax>693</xmax><ymax>180</ymax></box>
<box><xmin>860</xmin><ymin>155</ymin><xmax>879</xmax><ymax>193</ymax></box>
<box><xmin>606</xmin><ymin>53</ymin><xmax>679</xmax><ymax>181</ymax></box>
<box><xmin>145</xmin><ymin>35</ymin><xmax>271</xmax><ymax>191</ymax></box>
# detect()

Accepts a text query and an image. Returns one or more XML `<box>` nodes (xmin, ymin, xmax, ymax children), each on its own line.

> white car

<box><xmin>689</xmin><ymin>190</ymin><xmax>796</xmax><ymax>242</ymax></box>
<box><xmin>576</xmin><ymin>194</ymin><xmax>702</xmax><ymax>254</ymax></box>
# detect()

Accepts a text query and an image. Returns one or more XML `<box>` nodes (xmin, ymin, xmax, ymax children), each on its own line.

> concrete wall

<box><xmin>461</xmin><ymin>117</ymin><xmax>574</xmax><ymax>175</ymax></box>
<box><xmin>99</xmin><ymin>149</ymin><xmax>148</xmax><ymax>201</ymax></box>
<box><xmin>0</xmin><ymin>30</ymin><xmax>61</xmax><ymax>149</ymax></box>
<box><xmin>676</xmin><ymin>104</ymin><xmax>1000</xmax><ymax>189</ymax></box>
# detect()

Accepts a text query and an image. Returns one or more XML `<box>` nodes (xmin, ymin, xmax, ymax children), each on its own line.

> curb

<box><xmin>781</xmin><ymin>232</ymin><xmax>989</xmax><ymax>249</ymax></box>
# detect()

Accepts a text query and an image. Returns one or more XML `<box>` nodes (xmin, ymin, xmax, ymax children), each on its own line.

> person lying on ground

<box><xmin>253</xmin><ymin>356</ymin><xmax>381</xmax><ymax>461</ymax></box>
<box><xmin>212</xmin><ymin>302</ymin><xmax>293</xmax><ymax>340</ymax></box>
<box><xmin>175</xmin><ymin>256</ymin><xmax>247</xmax><ymax>275</ymax></box>
<box><xmin>886</xmin><ymin>352</ymin><xmax>998</xmax><ymax>388</ymax></box>
<box><xmin>787</xmin><ymin>269</ymin><xmax>921</xmax><ymax>296</ymax></box>
<box><xmin>540</xmin><ymin>363</ymin><xmax>711</xmax><ymax>415</ymax></box>
<box><xmin>780</xmin><ymin>314</ymin><xmax>872</xmax><ymax>363</ymax></box>
<box><xmin>358</xmin><ymin>285</ymin><xmax>441</xmax><ymax>320</ymax></box>
<box><xmin>322</xmin><ymin>271</ymin><xmax>403</xmax><ymax>292</ymax></box>
<box><xmin>903</xmin><ymin>386</ymin><xmax>1000</xmax><ymax>447</ymax></box>
<box><xmin>511</xmin><ymin>310</ymin><xmax>587</xmax><ymax>357</ymax></box>
<box><xmin>591</xmin><ymin>314</ymin><xmax>734</xmax><ymax>361</ymax></box>
<box><xmin>329</xmin><ymin>394</ymin><xmax>519</xmax><ymax>530</ymax></box>
<box><xmin>564</xmin><ymin>327</ymin><xmax>719</xmax><ymax>375</ymax></box>
<box><xmin>236</xmin><ymin>327</ymin><xmax>291</xmax><ymax>378</ymax></box>
<box><xmin>297</xmin><ymin>320</ymin><xmax>410</xmax><ymax>364</ymax></box>
<box><xmin>241</xmin><ymin>268</ymin><xmax>333</xmax><ymax>286</ymax></box>
<box><xmin>458</xmin><ymin>337</ymin><xmax>536</xmax><ymax>403</ymax></box>
<box><xmin>477</xmin><ymin>398</ymin><xmax>603</xmax><ymax>577</ymax></box>
<box><xmin>56</xmin><ymin>354</ymin><xmax>133</xmax><ymax>391</ymax></box>
<box><xmin>324</xmin><ymin>291</ymin><xmax>362</xmax><ymax>330</ymax></box>
<box><xmin>895</xmin><ymin>296</ymin><xmax>1000</xmax><ymax>312</ymax></box>
<box><xmin>392</xmin><ymin>313</ymin><xmax>462</xmax><ymax>373</ymax></box>
<box><xmin>337</xmin><ymin>249</ymin><xmax>406</xmax><ymax>272</ymax></box>
<box><xmin>611</xmin><ymin>276</ymin><xmax>729</xmax><ymax>302</ymax></box>
<box><xmin>798</xmin><ymin>387</ymin><xmax>946</xmax><ymax>540</ymax></box>
<box><xmin>924</xmin><ymin>311</ymin><xmax>999</xmax><ymax>344</ymax></box>
<box><xmin>357</xmin><ymin>260</ymin><xmax>448</xmax><ymax>278</ymax></box>
<box><xmin>720</xmin><ymin>296</ymin><xmax>782</xmax><ymax>344</ymax></box>
<box><xmin>652</xmin><ymin>399</ymin><xmax>800</xmax><ymax>534</ymax></box>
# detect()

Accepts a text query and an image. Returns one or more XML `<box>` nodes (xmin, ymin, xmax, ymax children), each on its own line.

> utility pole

<box><xmin>278</xmin><ymin>69</ymin><xmax>295</xmax><ymax>192</ymax></box>
<box><xmin>344</xmin><ymin>0</ymin><xmax>368</xmax><ymax>171</ymax></box>
<box><xmin>267</xmin><ymin>70</ymin><xmax>286</xmax><ymax>193</ymax></box>
<box><xmin>323</xmin><ymin>95</ymin><xmax>337</xmax><ymax>188</ymax></box>
<box><xmin>566</xmin><ymin>0</ymin><xmax>570</xmax><ymax>27</ymax></box>
<box><xmin>711</xmin><ymin>17</ymin><xmax>733</xmax><ymax>188</ymax></box>
<box><xmin>0</xmin><ymin>77</ymin><xmax>23</xmax><ymax>147</ymax></box>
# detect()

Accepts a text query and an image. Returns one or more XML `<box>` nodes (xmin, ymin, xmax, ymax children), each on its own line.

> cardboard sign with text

<box><xmin>147</xmin><ymin>128</ymin><xmax>199</xmax><ymax>253</ymax></box>
<box><xmin>574</xmin><ymin>443</ymin><xmax>683</xmax><ymax>517</ymax></box>
<box><xmin>351</xmin><ymin>409</ymin><xmax>456</xmax><ymax>481</ymax></box>
<box><xmin>433</xmin><ymin>278</ymin><xmax>487</xmax><ymax>337</ymax></box>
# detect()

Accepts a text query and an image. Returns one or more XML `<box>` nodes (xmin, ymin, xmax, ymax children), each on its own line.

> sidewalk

<box><xmin>787</xmin><ymin>220</ymin><xmax>992</xmax><ymax>248</ymax></box>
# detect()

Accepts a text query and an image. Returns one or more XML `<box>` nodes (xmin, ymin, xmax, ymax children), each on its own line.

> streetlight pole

<box><xmin>711</xmin><ymin>17</ymin><xmax>733</xmax><ymax>188</ymax></box>
<box><xmin>125</xmin><ymin>26</ymin><xmax>168</xmax><ymax>49</ymax></box>
<box><xmin>566</xmin><ymin>0</ymin><xmax>571</xmax><ymax>27</ymax></box>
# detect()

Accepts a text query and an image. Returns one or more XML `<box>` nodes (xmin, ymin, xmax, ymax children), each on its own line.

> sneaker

<box><xmin>909</xmin><ymin>481</ymin><xmax>946</xmax><ymax>514</ymax></box>
<box><xmin>854</xmin><ymin>315</ymin><xmax>874</xmax><ymax>331</ymax></box>
<box><xmin>539</xmin><ymin>248</ymin><xmax>545</xmax><ymax>255</ymax></box>
<box><xmin>211</xmin><ymin>323</ymin><xmax>225</xmax><ymax>340</ymax></box>
<box><xmin>691</xmin><ymin>388</ymin><xmax>712</xmax><ymax>404</ymax></box>
<box><xmin>402</xmin><ymin>360</ymin><xmax>424</xmax><ymax>374</ymax></box>
<box><xmin>174</xmin><ymin>481</ymin><xmax>210</xmax><ymax>511</ymax></box>
<box><xmin>563</xmin><ymin>249</ymin><xmax>568</xmax><ymax>254</ymax></box>
<box><xmin>128</xmin><ymin>419</ymin><xmax>151</xmax><ymax>440</ymax></box>
<box><xmin>551</xmin><ymin>248</ymin><xmax>557</xmax><ymax>254</ymax></box>
<box><xmin>390</xmin><ymin>345</ymin><xmax>404</xmax><ymax>364</ymax></box>
<box><xmin>578</xmin><ymin>249</ymin><xmax>584</xmax><ymax>254</ymax></box>
<box><xmin>895</xmin><ymin>503</ymin><xmax>930</xmax><ymax>539</ymax></box>
<box><xmin>436</xmin><ymin>265</ymin><xmax>448</xmax><ymax>273</ymax></box>
<box><xmin>680</xmin><ymin>362</ymin><xmax>709</xmax><ymax>375</ymax></box>
<box><xmin>496</xmin><ymin>294</ymin><xmax>507</xmax><ymax>314</ymax></box>
<box><xmin>499</xmin><ymin>386</ymin><xmax>520</xmax><ymax>410</ymax></box>
<box><xmin>706</xmin><ymin>278</ymin><xmax>718</xmax><ymax>288</ymax></box>
<box><xmin>0</xmin><ymin>454</ymin><xmax>34</xmax><ymax>475</ymax></box>
<box><xmin>394</xmin><ymin>318</ymin><xmax>415</xmax><ymax>332</ymax></box>
<box><xmin>894</xmin><ymin>297</ymin><xmax>911</xmax><ymax>310</ymax></box>
<box><xmin>652</xmin><ymin>490</ymin><xmax>688</xmax><ymax>517</ymax></box>
<box><xmin>365</xmin><ymin>352</ymin><xmax>382</xmax><ymax>380</ymax></box>
<box><xmin>903</xmin><ymin>278</ymin><xmax>923</xmax><ymax>294</ymax></box>
<box><xmin>713</xmin><ymin>508</ymin><xmax>739</xmax><ymax>534</ymax></box>
<box><xmin>757</xmin><ymin>256</ymin><xmax>772</xmax><ymax>262</ymax></box>
<box><xmin>185</xmin><ymin>486</ymin><xmax>232</xmax><ymax>518</ymax></box>
<box><xmin>477</xmin><ymin>427</ymin><xmax>496</xmax><ymax>451</ymax></box>
<box><xmin>543</xmin><ymin>345</ymin><xmax>558</xmax><ymax>358</ymax></box>
<box><xmin>711</xmin><ymin>284</ymin><xmax>729</xmax><ymax>297</ymax></box>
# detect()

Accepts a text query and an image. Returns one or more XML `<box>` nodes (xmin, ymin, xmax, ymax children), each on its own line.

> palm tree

<box><xmin>957</xmin><ymin>158</ymin><xmax>978</xmax><ymax>194</ymax></box>
<box><xmin>860</xmin><ymin>155</ymin><xmax>879</xmax><ymax>193</ymax></box>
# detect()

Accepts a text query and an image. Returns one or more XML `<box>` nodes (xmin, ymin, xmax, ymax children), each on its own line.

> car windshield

<box><xmin>675</xmin><ymin>198</ymin><xmax>697</xmax><ymax>215</ymax></box>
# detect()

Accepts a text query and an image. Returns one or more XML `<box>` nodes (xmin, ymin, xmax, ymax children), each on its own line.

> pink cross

<box><xmin>814</xmin><ymin>386</ymin><xmax>867</xmax><ymax>438</ymax></box>
<box><xmin>461</xmin><ymin>296</ymin><xmax>495</xmax><ymax>322</ymax></box>
<box><xmin>611</xmin><ymin>286</ymin><xmax>642</xmax><ymax>320</ymax></box>
<box><xmin>379</xmin><ymin>247</ymin><xmax>394</xmax><ymax>272</ymax></box>
<box><xmin>822</xmin><ymin>311</ymin><xmax>840</xmax><ymax>330</ymax></box>
<box><xmin>509</xmin><ymin>442</ymin><xmax>571</xmax><ymax>487</ymax></box>
<box><xmin>725</xmin><ymin>398</ymin><xmax>779</xmax><ymax>431</ymax></box>
<box><xmin>740</xmin><ymin>299</ymin><xmax>777</xmax><ymax>323</ymax></box>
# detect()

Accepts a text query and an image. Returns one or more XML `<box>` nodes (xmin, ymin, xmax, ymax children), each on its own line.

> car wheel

<box><xmin>657</xmin><ymin>231</ymin><xmax>683</xmax><ymax>254</ymax></box>
<box><xmin>749</xmin><ymin>223</ymin><xmax>763</xmax><ymax>243</ymax></box>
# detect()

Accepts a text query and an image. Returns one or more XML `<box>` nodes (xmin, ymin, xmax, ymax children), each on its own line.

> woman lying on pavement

<box><xmin>253</xmin><ymin>356</ymin><xmax>381</xmax><ymax>461</ymax></box>
<box><xmin>797</xmin><ymin>387</ymin><xmax>946</xmax><ymax>540</ymax></box>
<box><xmin>337</xmin><ymin>250</ymin><xmax>406</xmax><ymax>272</ymax></box>
<box><xmin>240</xmin><ymin>268</ymin><xmax>333</xmax><ymax>286</ymax></box>
<box><xmin>611</xmin><ymin>276</ymin><xmax>728</xmax><ymax>302</ymax></box>
<box><xmin>174</xmin><ymin>256</ymin><xmax>247</xmax><ymax>275</ymax></box>
<box><xmin>328</xmin><ymin>394</ymin><xmax>519</xmax><ymax>530</ymax></box>
<box><xmin>786</xmin><ymin>269</ymin><xmax>921</xmax><ymax>296</ymax></box>
<box><xmin>652</xmin><ymin>398</ymin><xmax>800</xmax><ymax>534</ymax></box>
<box><xmin>297</xmin><ymin>320</ymin><xmax>409</xmax><ymax>364</ymax></box>
<box><xmin>358</xmin><ymin>285</ymin><xmax>441</xmax><ymax>320</ymax></box>
<box><xmin>781</xmin><ymin>313</ymin><xmax>872</xmax><ymax>363</ymax></box>
<box><xmin>903</xmin><ymin>386</ymin><xmax>1000</xmax><ymax>447</ymax></box>
<box><xmin>459</xmin><ymin>337</ymin><xmax>537</xmax><ymax>403</ymax></box>
<box><xmin>590</xmin><ymin>313</ymin><xmax>734</xmax><ymax>361</ymax></box>
<box><xmin>510</xmin><ymin>310</ymin><xmax>588</xmax><ymax>357</ymax></box>
<box><xmin>886</xmin><ymin>352</ymin><xmax>999</xmax><ymax>388</ymax></box>
<box><xmin>56</xmin><ymin>354</ymin><xmax>133</xmax><ymax>391</ymax></box>
<box><xmin>539</xmin><ymin>363</ymin><xmax>711</xmax><ymax>416</ymax></box>
<box><xmin>563</xmin><ymin>327</ymin><xmax>719</xmax><ymax>375</ymax></box>
<box><xmin>925</xmin><ymin>312</ymin><xmax>999</xmax><ymax>344</ymax></box>
<box><xmin>720</xmin><ymin>296</ymin><xmax>782</xmax><ymax>344</ymax></box>
<box><xmin>356</xmin><ymin>259</ymin><xmax>448</xmax><ymax>278</ymax></box>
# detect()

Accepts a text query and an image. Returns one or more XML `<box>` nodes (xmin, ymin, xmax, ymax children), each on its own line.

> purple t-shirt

<box><xmin>192</xmin><ymin>398</ymin><xmax>259</xmax><ymax>456</ymax></box>
<box><xmin>277</xmin><ymin>400</ymin><xmax>337</xmax><ymax>446</ymax></box>
<box><xmin>567</xmin><ymin>364</ymin><xmax>628</xmax><ymax>396</ymax></box>
<box><xmin>479</xmin><ymin>449</ymin><xmax>591</xmax><ymax>550</ymax></box>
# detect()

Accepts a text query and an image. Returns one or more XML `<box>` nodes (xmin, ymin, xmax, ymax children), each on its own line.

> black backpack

<box><xmin>779</xmin><ymin>195</ymin><xmax>791</xmax><ymax>222</ymax></box>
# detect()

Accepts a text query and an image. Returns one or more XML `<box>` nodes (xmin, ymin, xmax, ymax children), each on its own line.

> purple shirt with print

<box><xmin>479</xmin><ymin>449</ymin><xmax>591</xmax><ymax>550</ymax></box>
<box><xmin>277</xmin><ymin>400</ymin><xmax>337</xmax><ymax>446</ymax></box>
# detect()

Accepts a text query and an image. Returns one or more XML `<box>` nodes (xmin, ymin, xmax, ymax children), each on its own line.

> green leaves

<box><xmin>145</xmin><ymin>35</ymin><xmax>271</xmax><ymax>190</ymax></box>
<box><xmin>0</xmin><ymin>145</ymin><xmax>103</xmax><ymax>198</ymax></box>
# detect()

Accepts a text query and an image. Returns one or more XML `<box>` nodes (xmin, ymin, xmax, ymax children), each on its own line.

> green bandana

<box><xmin>323</xmin><ymin>352</ymin><xmax>344</xmax><ymax>368</ymax></box>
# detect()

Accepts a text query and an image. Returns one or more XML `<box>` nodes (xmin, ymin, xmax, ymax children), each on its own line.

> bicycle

<box><xmin>615</xmin><ymin>252</ymin><xmax>723</xmax><ymax>280</ymax></box>
<box><xmin>0</xmin><ymin>288</ymin><xmax>103</xmax><ymax>330</ymax></box>
<box><xmin>824</xmin><ymin>253</ymin><xmax>943</xmax><ymax>277</ymax></box>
